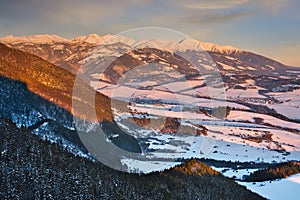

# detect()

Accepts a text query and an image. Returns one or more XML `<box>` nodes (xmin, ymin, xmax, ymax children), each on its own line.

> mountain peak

<box><xmin>198</xmin><ymin>41</ymin><xmax>241</xmax><ymax>55</ymax></box>
<box><xmin>102</xmin><ymin>34</ymin><xmax>136</xmax><ymax>46</ymax></box>
<box><xmin>0</xmin><ymin>34</ymin><xmax>69</xmax><ymax>44</ymax></box>
<box><xmin>72</xmin><ymin>33</ymin><xmax>103</xmax><ymax>44</ymax></box>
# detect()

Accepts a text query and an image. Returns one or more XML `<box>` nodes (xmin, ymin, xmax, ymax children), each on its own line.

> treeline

<box><xmin>243</xmin><ymin>161</ymin><xmax>300</xmax><ymax>182</ymax></box>
<box><xmin>0</xmin><ymin>118</ymin><xmax>265</xmax><ymax>200</ymax></box>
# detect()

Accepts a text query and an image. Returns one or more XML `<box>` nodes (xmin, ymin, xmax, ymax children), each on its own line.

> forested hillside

<box><xmin>0</xmin><ymin>118</ymin><xmax>264</xmax><ymax>200</ymax></box>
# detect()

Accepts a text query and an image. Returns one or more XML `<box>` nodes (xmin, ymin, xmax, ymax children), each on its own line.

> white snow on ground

<box><xmin>226</xmin><ymin>88</ymin><xmax>266</xmax><ymax>99</ymax></box>
<box><xmin>206</xmin><ymin>125</ymin><xmax>300</xmax><ymax>152</ymax></box>
<box><xmin>202</xmin><ymin>138</ymin><xmax>300</xmax><ymax>163</ymax></box>
<box><xmin>182</xmin><ymin>85</ymin><xmax>226</xmax><ymax>99</ymax></box>
<box><xmin>212</xmin><ymin>167</ymin><xmax>259</xmax><ymax>179</ymax></box>
<box><xmin>113</xmin><ymin>101</ymin><xmax>300</xmax><ymax>176</ymax></box>
<box><xmin>238</xmin><ymin>174</ymin><xmax>300</xmax><ymax>200</ymax></box>
<box><xmin>223</xmin><ymin>168</ymin><xmax>257</xmax><ymax>179</ymax></box>
<box><xmin>216</xmin><ymin>62</ymin><xmax>236</xmax><ymax>70</ymax></box>
<box><xmin>117</xmin><ymin>122</ymin><xmax>300</xmax><ymax>172</ymax></box>
<box><xmin>95</xmin><ymin>81</ymin><xmax>249</xmax><ymax>110</ymax></box>
<box><xmin>159</xmin><ymin>80</ymin><xmax>205</xmax><ymax>93</ymax></box>
<box><xmin>94</xmin><ymin>76</ymin><xmax>300</xmax><ymax>199</ymax></box>
<box><xmin>267</xmin><ymin>89</ymin><xmax>300</xmax><ymax>120</ymax></box>
<box><xmin>201</xmin><ymin>100</ymin><xmax>249</xmax><ymax>110</ymax></box>
<box><xmin>270</xmin><ymin>105</ymin><xmax>300</xmax><ymax>121</ymax></box>
<box><xmin>121</xmin><ymin>158</ymin><xmax>180</xmax><ymax>173</ymax></box>
<box><xmin>227</xmin><ymin>110</ymin><xmax>300</xmax><ymax>131</ymax></box>
<box><xmin>115</xmin><ymin>106</ymin><xmax>300</xmax><ymax>164</ymax></box>
<box><xmin>128</xmin><ymin>105</ymin><xmax>212</xmax><ymax>120</ymax></box>
<box><xmin>116</xmin><ymin>113</ymin><xmax>300</xmax><ymax>165</ymax></box>
<box><xmin>109</xmin><ymin>85</ymin><xmax>300</xmax><ymax>167</ymax></box>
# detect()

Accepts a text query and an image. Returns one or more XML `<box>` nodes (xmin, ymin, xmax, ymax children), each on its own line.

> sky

<box><xmin>0</xmin><ymin>0</ymin><xmax>299</xmax><ymax>66</ymax></box>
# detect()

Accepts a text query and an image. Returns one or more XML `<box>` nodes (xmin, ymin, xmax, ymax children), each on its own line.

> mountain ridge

<box><xmin>0</xmin><ymin>33</ymin><xmax>288</xmax><ymax>68</ymax></box>
<box><xmin>0</xmin><ymin>34</ymin><xmax>69</xmax><ymax>44</ymax></box>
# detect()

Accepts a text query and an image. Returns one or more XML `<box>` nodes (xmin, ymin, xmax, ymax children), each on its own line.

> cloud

<box><xmin>180</xmin><ymin>0</ymin><xmax>249</xmax><ymax>10</ymax></box>
<box><xmin>254</xmin><ymin>0</ymin><xmax>289</xmax><ymax>13</ymax></box>
<box><xmin>0</xmin><ymin>0</ymin><xmax>295</xmax><ymax>38</ymax></box>
<box><xmin>0</xmin><ymin>0</ymin><xmax>290</xmax><ymax>32</ymax></box>
<box><xmin>0</xmin><ymin>0</ymin><xmax>147</xmax><ymax>24</ymax></box>
<box><xmin>184</xmin><ymin>11</ymin><xmax>256</xmax><ymax>24</ymax></box>
<box><xmin>173</xmin><ymin>0</ymin><xmax>290</xmax><ymax>13</ymax></box>
<box><xmin>35</xmin><ymin>0</ymin><xmax>147</xmax><ymax>24</ymax></box>
<box><xmin>0</xmin><ymin>0</ymin><xmax>151</xmax><ymax>36</ymax></box>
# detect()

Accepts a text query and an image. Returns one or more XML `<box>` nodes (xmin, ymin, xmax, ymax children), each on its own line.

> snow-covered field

<box><xmin>94</xmin><ymin>80</ymin><xmax>249</xmax><ymax>110</ymax></box>
<box><xmin>226</xmin><ymin>88</ymin><xmax>266</xmax><ymax>99</ymax></box>
<box><xmin>238</xmin><ymin>174</ymin><xmax>300</xmax><ymax>200</ymax></box>
<box><xmin>92</xmin><ymin>64</ymin><xmax>300</xmax><ymax>199</ymax></box>
<box><xmin>267</xmin><ymin>89</ymin><xmax>300</xmax><ymax>120</ymax></box>
<box><xmin>212</xmin><ymin>166</ymin><xmax>259</xmax><ymax>180</ymax></box>
<box><xmin>227</xmin><ymin>110</ymin><xmax>300</xmax><ymax>131</ymax></box>
<box><xmin>95</xmin><ymin>79</ymin><xmax>300</xmax><ymax>166</ymax></box>
<box><xmin>110</xmin><ymin>95</ymin><xmax>300</xmax><ymax>171</ymax></box>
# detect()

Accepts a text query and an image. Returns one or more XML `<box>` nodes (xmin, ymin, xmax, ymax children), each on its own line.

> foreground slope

<box><xmin>0</xmin><ymin>118</ymin><xmax>264</xmax><ymax>200</ymax></box>
<box><xmin>0</xmin><ymin>43</ymin><xmax>112</xmax><ymax>122</ymax></box>
<box><xmin>0</xmin><ymin>43</ymin><xmax>143</xmax><ymax>154</ymax></box>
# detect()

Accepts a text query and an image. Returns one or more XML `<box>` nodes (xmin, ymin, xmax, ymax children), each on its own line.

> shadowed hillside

<box><xmin>0</xmin><ymin>118</ymin><xmax>265</xmax><ymax>200</ymax></box>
